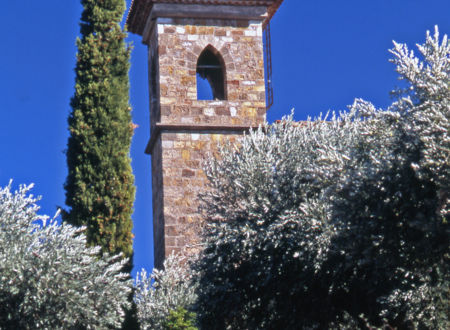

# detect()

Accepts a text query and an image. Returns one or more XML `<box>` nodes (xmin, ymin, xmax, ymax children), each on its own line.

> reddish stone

<box><xmin>181</xmin><ymin>169</ymin><xmax>195</xmax><ymax>177</ymax></box>
<box><xmin>216</xmin><ymin>107</ymin><xmax>230</xmax><ymax>116</ymax></box>
<box><xmin>166</xmin><ymin>226</ymin><xmax>179</xmax><ymax>236</ymax></box>
<box><xmin>164</xmin><ymin>27</ymin><xmax>176</xmax><ymax>33</ymax></box>
<box><xmin>215</xmin><ymin>29</ymin><xmax>226</xmax><ymax>36</ymax></box>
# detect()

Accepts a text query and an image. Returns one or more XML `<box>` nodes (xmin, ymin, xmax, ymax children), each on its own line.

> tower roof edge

<box><xmin>126</xmin><ymin>0</ymin><xmax>284</xmax><ymax>35</ymax></box>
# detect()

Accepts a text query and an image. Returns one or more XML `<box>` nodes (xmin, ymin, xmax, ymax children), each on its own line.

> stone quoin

<box><xmin>127</xmin><ymin>0</ymin><xmax>284</xmax><ymax>268</ymax></box>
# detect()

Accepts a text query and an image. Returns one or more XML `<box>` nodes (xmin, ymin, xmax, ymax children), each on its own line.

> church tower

<box><xmin>127</xmin><ymin>0</ymin><xmax>284</xmax><ymax>268</ymax></box>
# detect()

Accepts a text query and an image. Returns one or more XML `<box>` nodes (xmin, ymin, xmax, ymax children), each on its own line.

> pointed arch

<box><xmin>196</xmin><ymin>45</ymin><xmax>227</xmax><ymax>100</ymax></box>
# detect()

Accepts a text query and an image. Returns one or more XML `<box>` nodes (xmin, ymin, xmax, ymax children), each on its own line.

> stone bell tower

<box><xmin>127</xmin><ymin>0</ymin><xmax>284</xmax><ymax>268</ymax></box>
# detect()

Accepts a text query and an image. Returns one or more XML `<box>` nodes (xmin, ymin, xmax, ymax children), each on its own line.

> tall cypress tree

<box><xmin>64</xmin><ymin>0</ymin><xmax>135</xmax><ymax>270</ymax></box>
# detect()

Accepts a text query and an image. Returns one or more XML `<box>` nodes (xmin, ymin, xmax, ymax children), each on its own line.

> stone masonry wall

<box><xmin>149</xmin><ymin>17</ymin><xmax>267</xmax><ymax>268</ymax></box>
<box><xmin>157</xmin><ymin>131</ymin><xmax>241</xmax><ymax>267</ymax></box>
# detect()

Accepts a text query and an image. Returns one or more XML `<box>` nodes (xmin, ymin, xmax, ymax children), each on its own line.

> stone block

<box><xmin>181</xmin><ymin>149</ymin><xmax>190</xmax><ymax>161</ymax></box>
<box><xmin>182</xmin><ymin>169</ymin><xmax>195</xmax><ymax>177</ymax></box>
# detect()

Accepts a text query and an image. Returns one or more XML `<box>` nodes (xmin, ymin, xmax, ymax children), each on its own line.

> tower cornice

<box><xmin>145</xmin><ymin>123</ymin><xmax>260</xmax><ymax>155</ymax></box>
<box><xmin>126</xmin><ymin>0</ymin><xmax>284</xmax><ymax>35</ymax></box>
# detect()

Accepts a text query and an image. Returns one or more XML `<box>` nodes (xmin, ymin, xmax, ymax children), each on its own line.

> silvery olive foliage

<box><xmin>0</xmin><ymin>183</ymin><xmax>132</xmax><ymax>329</ymax></box>
<box><xmin>194</xmin><ymin>27</ymin><xmax>449</xmax><ymax>329</ymax></box>
<box><xmin>134</xmin><ymin>254</ymin><xmax>198</xmax><ymax>330</ymax></box>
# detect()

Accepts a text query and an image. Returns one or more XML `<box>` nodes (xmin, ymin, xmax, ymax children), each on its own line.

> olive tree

<box><xmin>0</xmin><ymin>183</ymin><xmax>132</xmax><ymax>329</ymax></box>
<box><xmin>194</xmin><ymin>27</ymin><xmax>449</xmax><ymax>329</ymax></box>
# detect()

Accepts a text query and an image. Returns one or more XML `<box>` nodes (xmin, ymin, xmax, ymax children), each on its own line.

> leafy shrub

<box><xmin>163</xmin><ymin>307</ymin><xmax>197</xmax><ymax>330</ymax></box>
<box><xmin>0</xmin><ymin>183</ymin><xmax>132</xmax><ymax>329</ymax></box>
<box><xmin>194</xmin><ymin>27</ymin><xmax>449</xmax><ymax>329</ymax></box>
<box><xmin>135</xmin><ymin>254</ymin><xmax>197</xmax><ymax>330</ymax></box>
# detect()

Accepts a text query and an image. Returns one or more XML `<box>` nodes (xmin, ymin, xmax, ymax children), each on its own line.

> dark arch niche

<box><xmin>196</xmin><ymin>45</ymin><xmax>226</xmax><ymax>100</ymax></box>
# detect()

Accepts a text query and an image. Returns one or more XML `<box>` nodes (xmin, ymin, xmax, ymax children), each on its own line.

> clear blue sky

<box><xmin>1</xmin><ymin>0</ymin><xmax>449</xmax><ymax>276</ymax></box>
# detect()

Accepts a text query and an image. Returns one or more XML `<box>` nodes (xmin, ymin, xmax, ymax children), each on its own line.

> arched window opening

<box><xmin>196</xmin><ymin>47</ymin><xmax>226</xmax><ymax>100</ymax></box>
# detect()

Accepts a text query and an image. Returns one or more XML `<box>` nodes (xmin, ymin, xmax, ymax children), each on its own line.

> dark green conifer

<box><xmin>64</xmin><ymin>0</ymin><xmax>135</xmax><ymax>270</ymax></box>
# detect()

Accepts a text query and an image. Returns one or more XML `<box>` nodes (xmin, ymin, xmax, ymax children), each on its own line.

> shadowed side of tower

<box><xmin>127</xmin><ymin>0</ymin><xmax>284</xmax><ymax>269</ymax></box>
